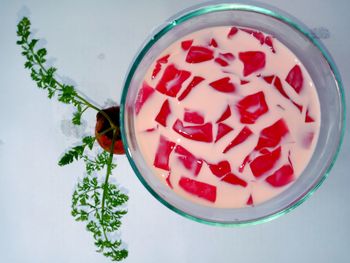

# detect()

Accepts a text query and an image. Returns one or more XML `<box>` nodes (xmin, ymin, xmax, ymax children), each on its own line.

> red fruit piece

<box><xmin>209</xmin><ymin>160</ymin><xmax>231</xmax><ymax>177</ymax></box>
<box><xmin>209</xmin><ymin>38</ymin><xmax>218</xmax><ymax>47</ymax></box>
<box><xmin>156</xmin><ymin>64</ymin><xmax>191</xmax><ymax>97</ymax></box>
<box><xmin>135</xmin><ymin>81</ymin><xmax>155</xmax><ymax>115</ymax></box>
<box><xmin>239</xmin><ymin>51</ymin><xmax>266</xmax><ymax>77</ymax></box>
<box><xmin>153</xmin><ymin>135</ymin><xmax>176</xmax><ymax>171</ymax></box>
<box><xmin>165</xmin><ymin>172</ymin><xmax>173</xmax><ymax>189</ymax></box>
<box><xmin>223</xmin><ymin>126</ymin><xmax>253</xmax><ymax>153</ymax></box>
<box><xmin>305</xmin><ymin>109</ymin><xmax>315</xmax><ymax>123</ymax></box>
<box><xmin>263</xmin><ymin>75</ymin><xmax>275</xmax><ymax>84</ymax></box>
<box><xmin>175</xmin><ymin>145</ymin><xmax>203</xmax><ymax>176</ymax></box>
<box><xmin>227</xmin><ymin>26</ymin><xmax>239</xmax><ymax>38</ymax></box>
<box><xmin>222</xmin><ymin>173</ymin><xmax>247</xmax><ymax>187</ymax></box>
<box><xmin>265</xmin><ymin>36</ymin><xmax>276</xmax><ymax>53</ymax></box>
<box><xmin>186</xmin><ymin>46</ymin><xmax>214</xmax><ymax>63</ymax></box>
<box><xmin>181</xmin><ymin>39</ymin><xmax>193</xmax><ymax>51</ymax></box>
<box><xmin>240</xmin><ymin>80</ymin><xmax>250</xmax><ymax>85</ymax></box>
<box><xmin>215</xmin><ymin>123</ymin><xmax>234</xmax><ymax>143</ymax></box>
<box><xmin>255</xmin><ymin>119</ymin><xmax>289</xmax><ymax>151</ymax></box>
<box><xmin>173</xmin><ymin>119</ymin><xmax>213</xmax><ymax>143</ymax></box>
<box><xmin>152</xmin><ymin>54</ymin><xmax>170</xmax><ymax>79</ymax></box>
<box><xmin>250</xmin><ymin>146</ymin><xmax>281</xmax><ymax>177</ymax></box>
<box><xmin>214</xmin><ymin>58</ymin><xmax>229</xmax><ymax>67</ymax></box>
<box><xmin>184</xmin><ymin>109</ymin><xmax>205</xmax><ymax>124</ymax></box>
<box><xmin>155</xmin><ymin>99</ymin><xmax>171</xmax><ymax>127</ymax></box>
<box><xmin>246</xmin><ymin>194</ymin><xmax>254</xmax><ymax>205</ymax></box>
<box><xmin>237</xmin><ymin>91</ymin><xmax>269</xmax><ymax>124</ymax></box>
<box><xmin>179</xmin><ymin>176</ymin><xmax>216</xmax><ymax>202</ymax></box>
<box><xmin>286</xmin><ymin>65</ymin><xmax>304</xmax><ymax>94</ymax></box>
<box><xmin>209</xmin><ymin>77</ymin><xmax>236</xmax><ymax>93</ymax></box>
<box><xmin>216</xmin><ymin>105</ymin><xmax>231</xmax><ymax>123</ymax></box>
<box><xmin>178</xmin><ymin>76</ymin><xmax>205</xmax><ymax>101</ymax></box>
<box><xmin>265</xmin><ymin>164</ymin><xmax>294</xmax><ymax>187</ymax></box>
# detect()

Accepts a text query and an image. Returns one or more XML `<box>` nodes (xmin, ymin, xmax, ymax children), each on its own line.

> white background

<box><xmin>1</xmin><ymin>1</ymin><xmax>349</xmax><ymax>262</ymax></box>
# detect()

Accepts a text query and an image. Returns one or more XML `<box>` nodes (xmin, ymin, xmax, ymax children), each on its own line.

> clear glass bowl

<box><xmin>120</xmin><ymin>3</ymin><xmax>345</xmax><ymax>225</ymax></box>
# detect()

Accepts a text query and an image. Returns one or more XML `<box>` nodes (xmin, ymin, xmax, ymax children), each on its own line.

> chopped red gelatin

<box><xmin>223</xmin><ymin>126</ymin><xmax>253</xmax><ymax>153</ymax></box>
<box><xmin>173</xmin><ymin>119</ymin><xmax>213</xmax><ymax>143</ymax></box>
<box><xmin>221</xmin><ymin>52</ymin><xmax>235</xmax><ymax>60</ymax></box>
<box><xmin>152</xmin><ymin>54</ymin><xmax>170</xmax><ymax>79</ymax></box>
<box><xmin>216</xmin><ymin>105</ymin><xmax>231</xmax><ymax>123</ymax></box>
<box><xmin>222</xmin><ymin>173</ymin><xmax>247</xmax><ymax>187</ymax></box>
<box><xmin>156</xmin><ymin>64</ymin><xmax>191</xmax><ymax>97</ymax></box>
<box><xmin>239</xmin><ymin>51</ymin><xmax>266</xmax><ymax>77</ymax></box>
<box><xmin>227</xmin><ymin>26</ymin><xmax>239</xmax><ymax>38</ymax></box>
<box><xmin>240</xmin><ymin>80</ymin><xmax>250</xmax><ymax>85</ymax></box>
<box><xmin>305</xmin><ymin>109</ymin><xmax>315</xmax><ymax>123</ymax></box>
<box><xmin>155</xmin><ymin>99</ymin><xmax>171</xmax><ymax>127</ymax></box>
<box><xmin>273</xmin><ymin>76</ymin><xmax>289</xmax><ymax>100</ymax></box>
<box><xmin>215</xmin><ymin>123</ymin><xmax>234</xmax><ymax>143</ymax></box>
<box><xmin>184</xmin><ymin>109</ymin><xmax>205</xmax><ymax>124</ymax></box>
<box><xmin>252</xmin><ymin>31</ymin><xmax>265</xmax><ymax>45</ymax></box>
<box><xmin>263</xmin><ymin>75</ymin><xmax>275</xmax><ymax>84</ymax></box>
<box><xmin>209</xmin><ymin>160</ymin><xmax>231</xmax><ymax>177</ymax></box>
<box><xmin>186</xmin><ymin>46</ymin><xmax>214</xmax><ymax>63</ymax></box>
<box><xmin>250</xmin><ymin>146</ymin><xmax>281</xmax><ymax>177</ymax></box>
<box><xmin>153</xmin><ymin>135</ymin><xmax>176</xmax><ymax>171</ymax></box>
<box><xmin>175</xmin><ymin>145</ymin><xmax>203</xmax><ymax>176</ymax></box>
<box><xmin>144</xmin><ymin>125</ymin><xmax>158</xmax><ymax>132</ymax></box>
<box><xmin>255</xmin><ymin>119</ymin><xmax>289</xmax><ymax>151</ymax></box>
<box><xmin>209</xmin><ymin>38</ymin><xmax>218</xmax><ymax>47</ymax></box>
<box><xmin>292</xmin><ymin>101</ymin><xmax>303</xmax><ymax>113</ymax></box>
<box><xmin>209</xmin><ymin>77</ymin><xmax>236</xmax><ymax>93</ymax></box>
<box><xmin>286</xmin><ymin>65</ymin><xmax>304</xmax><ymax>94</ymax></box>
<box><xmin>181</xmin><ymin>39</ymin><xmax>193</xmax><ymax>51</ymax></box>
<box><xmin>246</xmin><ymin>194</ymin><xmax>254</xmax><ymax>205</ymax></box>
<box><xmin>265</xmin><ymin>164</ymin><xmax>294</xmax><ymax>187</ymax></box>
<box><xmin>264</xmin><ymin>36</ymin><xmax>276</xmax><ymax>53</ymax></box>
<box><xmin>179</xmin><ymin>176</ymin><xmax>216</xmax><ymax>202</ymax></box>
<box><xmin>178</xmin><ymin>76</ymin><xmax>205</xmax><ymax>101</ymax></box>
<box><xmin>237</xmin><ymin>91</ymin><xmax>269</xmax><ymax>124</ymax></box>
<box><xmin>239</xmin><ymin>154</ymin><xmax>251</xmax><ymax>173</ymax></box>
<box><xmin>135</xmin><ymin>81</ymin><xmax>155</xmax><ymax>115</ymax></box>
<box><xmin>214</xmin><ymin>58</ymin><xmax>229</xmax><ymax>67</ymax></box>
<box><xmin>165</xmin><ymin>172</ymin><xmax>173</xmax><ymax>189</ymax></box>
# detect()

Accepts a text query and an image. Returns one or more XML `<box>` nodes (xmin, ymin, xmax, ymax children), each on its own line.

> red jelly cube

<box><xmin>153</xmin><ymin>135</ymin><xmax>176</xmax><ymax>171</ymax></box>
<box><xmin>214</xmin><ymin>58</ymin><xmax>229</xmax><ymax>67</ymax></box>
<box><xmin>181</xmin><ymin>39</ymin><xmax>193</xmax><ymax>51</ymax></box>
<box><xmin>186</xmin><ymin>46</ymin><xmax>214</xmax><ymax>63</ymax></box>
<box><xmin>273</xmin><ymin>76</ymin><xmax>289</xmax><ymax>100</ymax></box>
<box><xmin>239</xmin><ymin>51</ymin><xmax>266</xmax><ymax>77</ymax></box>
<box><xmin>239</xmin><ymin>154</ymin><xmax>251</xmax><ymax>173</ymax></box>
<box><xmin>155</xmin><ymin>99</ymin><xmax>171</xmax><ymax>127</ymax></box>
<box><xmin>135</xmin><ymin>81</ymin><xmax>155</xmax><ymax>115</ymax></box>
<box><xmin>237</xmin><ymin>91</ymin><xmax>269</xmax><ymax>124</ymax></box>
<box><xmin>246</xmin><ymin>194</ymin><xmax>254</xmax><ymax>205</ymax></box>
<box><xmin>222</xmin><ymin>173</ymin><xmax>247</xmax><ymax>187</ymax></box>
<box><xmin>215</xmin><ymin>123</ymin><xmax>234</xmax><ymax>143</ymax></box>
<box><xmin>178</xmin><ymin>76</ymin><xmax>205</xmax><ymax>101</ymax></box>
<box><xmin>173</xmin><ymin>119</ymin><xmax>213</xmax><ymax>143</ymax></box>
<box><xmin>216</xmin><ymin>105</ymin><xmax>231</xmax><ymax>123</ymax></box>
<box><xmin>263</xmin><ymin>75</ymin><xmax>275</xmax><ymax>84</ymax></box>
<box><xmin>165</xmin><ymin>172</ymin><xmax>173</xmax><ymax>189</ymax></box>
<box><xmin>305</xmin><ymin>108</ymin><xmax>315</xmax><ymax>123</ymax></box>
<box><xmin>264</xmin><ymin>36</ymin><xmax>276</xmax><ymax>53</ymax></box>
<box><xmin>240</xmin><ymin>79</ymin><xmax>250</xmax><ymax>85</ymax></box>
<box><xmin>255</xmin><ymin>119</ymin><xmax>289</xmax><ymax>151</ymax></box>
<box><xmin>286</xmin><ymin>65</ymin><xmax>304</xmax><ymax>94</ymax></box>
<box><xmin>152</xmin><ymin>54</ymin><xmax>170</xmax><ymax>79</ymax></box>
<box><xmin>209</xmin><ymin>38</ymin><xmax>218</xmax><ymax>47</ymax></box>
<box><xmin>175</xmin><ymin>145</ymin><xmax>203</xmax><ymax>176</ymax></box>
<box><xmin>265</xmin><ymin>164</ymin><xmax>294</xmax><ymax>187</ymax></box>
<box><xmin>209</xmin><ymin>77</ymin><xmax>236</xmax><ymax>93</ymax></box>
<box><xmin>156</xmin><ymin>64</ymin><xmax>191</xmax><ymax>97</ymax></box>
<box><xmin>228</xmin><ymin>26</ymin><xmax>239</xmax><ymax>38</ymax></box>
<box><xmin>250</xmin><ymin>146</ymin><xmax>281</xmax><ymax>177</ymax></box>
<box><xmin>252</xmin><ymin>31</ymin><xmax>265</xmax><ymax>45</ymax></box>
<box><xmin>179</xmin><ymin>176</ymin><xmax>216</xmax><ymax>202</ymax></box>
<box><xmin>209</xmin><ymin>160</ymin><xmax>231</xmax><ymax>177</ymax></box>
<box><xmin>221</xmin><ymin>52</ymin><xmax>235</xmax><ymax>60</ymax></box>
<box><xmin>223</xmin><ymin>126</ymin><xmax>253</xmax><ymax>153</ymax></box>
<box><xmin>184</xmin><ymin>109</ymin><xmax>205</xmax><ymax>124</ymax></box>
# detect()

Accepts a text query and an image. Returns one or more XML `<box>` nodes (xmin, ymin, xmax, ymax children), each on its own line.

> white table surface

<box><xmin>1</xmin><ymin>1</ymin><xmax>349</xmax><ymax>262</ymax></box>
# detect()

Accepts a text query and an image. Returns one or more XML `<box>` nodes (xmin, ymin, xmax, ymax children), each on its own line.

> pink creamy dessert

<box><xmin>134</xmin><ymin>26</ymin><xmax>320</xmax><ymax>208</ymax></box>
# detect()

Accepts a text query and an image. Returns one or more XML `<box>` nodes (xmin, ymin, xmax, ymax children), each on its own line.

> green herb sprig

<box><xmin>17</xmin><ymin>17</ymin><xmax>128</xmax><ymax>261</ymax></box>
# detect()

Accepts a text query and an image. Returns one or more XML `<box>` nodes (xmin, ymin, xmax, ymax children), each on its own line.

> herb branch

<box><xmin>17</xmin><ymin>17</ymin><xmax>128</xmax><ymax>261</ymax></box>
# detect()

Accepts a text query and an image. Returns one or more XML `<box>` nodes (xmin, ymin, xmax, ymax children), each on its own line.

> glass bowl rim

<box><xmin>120</xmin><ymin>2</ymin><xmax>346</xmax><ymax>226</ymax></box>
